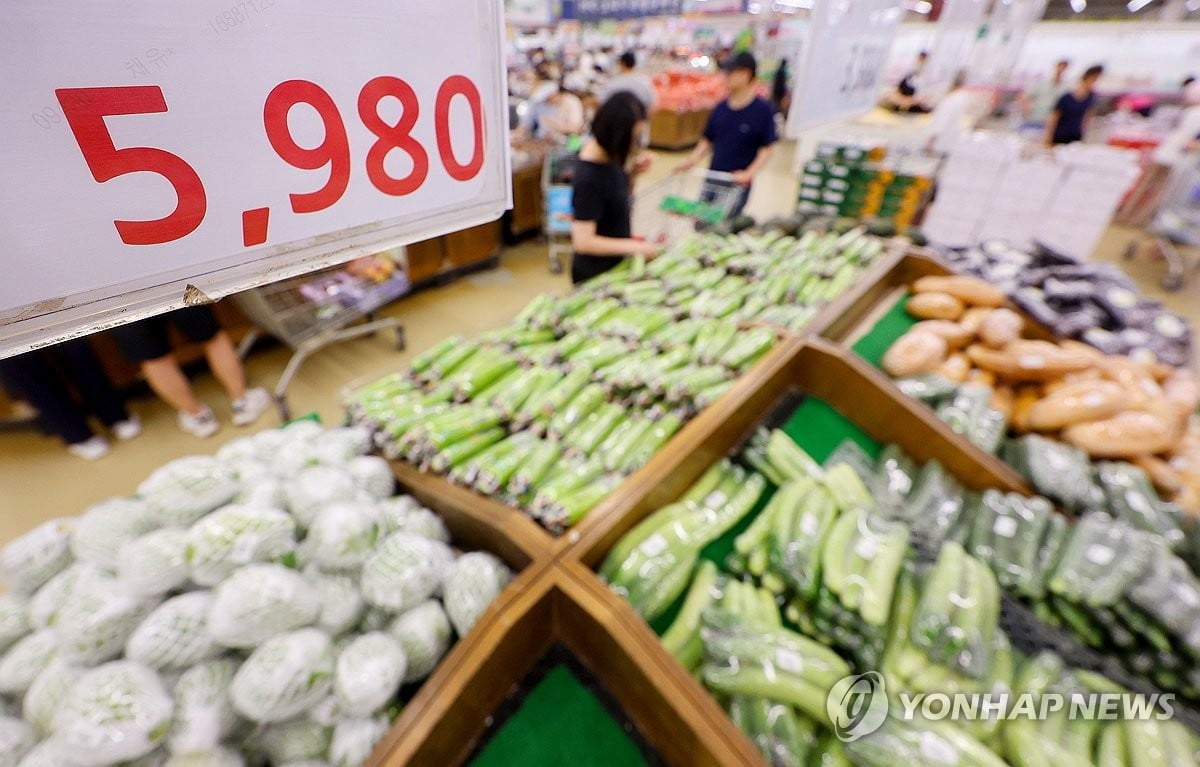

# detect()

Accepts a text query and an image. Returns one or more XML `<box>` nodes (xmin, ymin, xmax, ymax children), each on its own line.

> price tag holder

<box><xmin>0</xmin><ymin>0</ymin><xmax>510</xmax><ymax>356</ymax></box>
<box><xmin>786</xmin><ymin>0</ymin><xmax>904</xmax><ymax>134</ymax></box>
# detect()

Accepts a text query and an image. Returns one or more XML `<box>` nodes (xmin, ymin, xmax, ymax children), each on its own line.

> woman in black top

<box><xmin>1046</xmin><ymin>64</ymin><xmax>1104</xmax><ymax>146</ymax></box>
<box><xmin>570</xmin><ymin>92</ymin><xmax>659</xmax><ymax>285</ymax></box>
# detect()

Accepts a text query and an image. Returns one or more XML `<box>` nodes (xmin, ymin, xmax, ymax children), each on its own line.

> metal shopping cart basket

<box><xmin>233</xmin><ymin>253</ymin><xmax>408</xmax><ymax>420</ymax></box>
<box><xmin>542</xmin><ymin>148</ymin><xmax>577</xmax><ymax>274</ymax></box>
<box><xmin>1123</xmin><ymin>158</ymin><xmax>1200</xmax><ymax>292</ymax></box>
<box><xmin>632</xmin><ymin>168</ymin><xmax>745</xmax><ymax>246</ymax></box>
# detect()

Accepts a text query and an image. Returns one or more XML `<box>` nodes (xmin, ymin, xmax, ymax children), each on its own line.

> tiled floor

<box><xmin>1</xmin><ymin>140</ymin><xmax>1196</xmax><ymax>545</ymax></box>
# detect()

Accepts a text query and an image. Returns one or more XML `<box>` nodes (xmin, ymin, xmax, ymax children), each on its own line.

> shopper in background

<box><xmin>924</xmin><ymin>71</ymin><xmax>977</xmax><ymax>155</ymax></box>
<box><xmin>1045</xmin><ymin>64</ymin><xmax>1104</xmax><ymax>147</ymax></box>
<box><xmin>1120</xmin><ymin>82</ymin><xmax>1200</xmax><ymax>226</ymax></box>
<box><xmin>1022</xmin><ymin>58</ymin><xmax>1070</xmax><ymax>128</ymax></box>
<box><xmin>676</xmin><ymin>52</ymin><xmax>777</xmax><ymax>220</ymax></box>
<box><xmin>772</xmin><ymin>57</ymin><xmax>791</xmax><ymax>117</ymax></box>
<box><xmin>599</xmin><ymin>51</ymin><xmax>657</xmax><ymax>112</ymax></box>
<box><xmin>570</xmin><ymin>92</ymin><xmax>659</xmax><ymax>285</ymax></box>
<box><xmin>0</xmin><ymin>338</ymin><xmax>140</xmax><ymax>460</ymax></box>
<box><xmin>886</xmin><ymin>51</ymin><xmax>931</xmax><ymax>113</ymax></box>
<box><xmin>110</xmin><ymin>306</ymin><xmax>270</xmax><ymax>438</ymax></box>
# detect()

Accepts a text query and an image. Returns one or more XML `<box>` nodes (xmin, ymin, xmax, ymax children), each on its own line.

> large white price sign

<box><xmin>786</xmin><ymin>0</ymin><xmax>903</xmax><ymax>135</ymax></box>
<box><xmin>0</xmin><ymin>0</ymin><xmax>510</xmax><ymax>356</ymax></box>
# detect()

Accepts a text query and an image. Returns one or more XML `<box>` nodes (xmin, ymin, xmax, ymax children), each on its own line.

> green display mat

<box><xmin>469</xmin><ymin>660</ymin><xmax>652</xmax><ymax>767</ymax></box>
<box><xmin>849</xmin><ymin>294</ymin><xmax>917</xmax><ymax>368</ymax></box>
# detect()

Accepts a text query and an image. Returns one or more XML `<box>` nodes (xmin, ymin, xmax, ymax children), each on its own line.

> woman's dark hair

<box><xmin>620</xmin><ymin>51</ymin><xmax>637</xmax><ymax>70</ymax></box>
<box><xmin>591</xmin><ymin>91</ymin><xmax>647</xmax><ymax>169</ymax></box>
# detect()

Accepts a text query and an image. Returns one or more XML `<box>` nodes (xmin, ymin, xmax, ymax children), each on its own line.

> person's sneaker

<box><xmin>231</xmin><ymin>387</ymin><xmax>272</xmax><ymax>427</ymax></box>
<box><xmin>111</xmin><ymin>414</ymin><xmax>142</xmax><ymax>441</ymax></box>
<box><xmin>179</xmin><ymin>406</ymin><xmax>219</xmax><ymax>438</ymax></box>
<box><xmin>67</xmin><ymin>435</ymin><xmax>111</xmax><ymax>460</ymax></box>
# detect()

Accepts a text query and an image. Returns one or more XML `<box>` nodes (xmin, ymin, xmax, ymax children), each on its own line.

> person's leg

<box><xmin>203</xmin><ymin>331</ymin><xmax>247</xmax><ymax>401</ymax></box>
<box><xmin>728</xmin><ymin>183</ymin><xmax>751</xmax><ymax>220</ymax></box>
<box><xmin>141</xmin><ymin>354</ymin><xmax>207</xmax><ymax>415</ymax></box>
<box><xmin>53</xmin><ymin>338</ymin><xmax>130</xmax><ymax>427</ymax></box>
<box><xmin>0</xmin><ymin>351</ymin><xmax>102</xmax><ymax>449</ymax></box>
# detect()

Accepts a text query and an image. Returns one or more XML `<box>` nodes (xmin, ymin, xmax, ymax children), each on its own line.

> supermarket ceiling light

<box><xmin>1070</xmin><ymin>0</ymin><xmax>1086</xmax><ymax>11</ymax></box>
<box><xmin>1126</xmin><ymin>0</ymin><xmax>1154</xmax><ymax>10</ymax></box>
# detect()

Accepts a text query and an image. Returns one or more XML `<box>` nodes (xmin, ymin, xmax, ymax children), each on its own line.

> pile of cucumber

<box><xmin>346</xmin><ymin>305</ymin><xmax>776</xmax><ymax>532</ymax></box>
<box><xmin>602</xmin><ymin>428</ymin><xmax>1200</xmax><ymax>765</ymax></box>
<box><xmin>564</xmin><ymin>228</ymin><xmax>885</xmax><ymax>333</ymax></box>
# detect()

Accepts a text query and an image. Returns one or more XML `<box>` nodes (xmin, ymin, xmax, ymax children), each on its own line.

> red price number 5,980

<box><xmin>55</xmin><ymin>75</ymin><xmax>485</xmax><ymax>247</ymax></box>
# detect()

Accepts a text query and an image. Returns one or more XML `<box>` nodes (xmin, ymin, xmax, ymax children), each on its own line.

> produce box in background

<box><xmin>0</xmin><ymin>421</ymin><xmax>519</xmax><ymax>767</ymax></box>
<box><xmin>798</xmin><ymin>142</ymin><xmax>934</xmax><ymax>232</ymax></box>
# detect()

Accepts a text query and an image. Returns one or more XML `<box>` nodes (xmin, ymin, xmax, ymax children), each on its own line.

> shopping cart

<box><xmin>542</xmin><ymin>147</ymin><xmax>577</xmax><ymax>274</ymax></box>
<box><xmin>1123</xmin><ymin>159</ymin><xmax>1200</xmax><ymax>292</ymax></box>
<box><xmin>632</xmin><ymin>168</ymin><xmax>745</xmax><ymax>246</ymax></box>
<box><xmin>233</xmin><ymin>252</ymin><xmax>408</xmax><ymax>420</ymax></box>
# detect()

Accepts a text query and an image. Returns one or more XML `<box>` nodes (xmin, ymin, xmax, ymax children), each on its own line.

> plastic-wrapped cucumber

<box><xmin>333</xmin><ymin>632</ymin><xmax>406</xmax><ymax>717</ymax></box>
<box><xmin>427</xmin><ymin>426</ymin><xmax>505</xmax><ymax>474</ymax></box>
<box><xmin>70</xmin><ymin>497</ymin><xmax>158</xmax><ymax>570</ymax></box>
<box><xmin>540</xmin><ymin>475</ymin><xmax>622</xmax><ymax>530</ymax></box>
<box><xmin>126</xmin><ymin>591</ymin><xmax>220</xmax><ymax>670</ymax></box>
<box><xmin>55</xmin><ymin>661</ymin><xmax>173</xmax><ymax>765</ymax></box>
<box><xmin>387</xmin><ymin>601</ymin><xmax>452</xmax><ymax>682</ymax></box>
<box><xmin>473</xmin><ymin>432</ymin><xmax>538</xmax><ymax>496</ymax></box>
<box><xmin>229</xmin><ymin>628</ymin><xmax>334</xmax><ymax>724</ymax></box>
<box><xmin>547</xmin><ymin>384</ymin><xmax>606</xmax><ymax>440</ymax></box>
<box><xmin>167</xmin><ymin>658</ymin><xmax>241</xmax><ymax>756</ymax></box>
<box><xmin>360</xmin><ymin>533</ymin><xmax>454</xmax><ymax>612</ymax></box>
<box><xmin>285</xmin><ymin>466</ymin><xmax>357</xmax><ymax>528</ymax></box>
<box><xmin>534</xmin><ymin>457</ymin><xmax>606</xmax><ymax>509</ymax></box>
<box><xmin>893</xmin><ymin>375</ymin><xmax>958</xmax><ymax>404</ymax></box>
<box><xmin>619</xmin><ymin>413</ymin><xmax>683</xmax><ymax>473</ymax></box>
<box><xmin>1096</xmin><ymin>462</ymin><xmax>1184</xmax><ymax>548</ymax></box>
<box><xmin>56</xmin><ymin>573</ymin><xmax>152</xmax><ymax>665</ymax></box>
<box><xmin>0</xmin><ymin>518</ymin><xmax>75</xmax><ymax>594</ymax></box>
<box><xmin>442</xmin><ymin>552</ymin><xmax>512</xmax><ymax>636</ymax></box>
<box><xmin>117</xmin><ymin>527</ymin><xmax>192</xmax><ymax>598</ymax></box>
<box><xmin>138</xmin><ymin>456</ymin><xmax>240</xmax><ymax>527</ymax></box>
<box><xmin>257</xmin><ymin>717</ymin><xmax>332</xmax><ymax>765</ymax></box>
<box><xmin>563</xmin><ymin>405</ymin><xmax>624</xmax><ymax>457</ymax></box>
<box><xmin>329</xmin><ymin>715</ymin><xmax>390</xmax><ymax>767</ymax></box>
<box><xmin>409</xmin><ymin>335</ymin><xmax>463</xmax><ymax>375</ymax></box>
<box><xmin>507</xmin><ymin>440</ymin><xmax>562</xmax><ymax>496</ymax></box>
<box><xmin>208</xmin><ymin>564</ymin><xmax>320</xmax><ymax>648</ymax></box>
<box><xmin>306</xmin><ymin>501</ymin><xmax>381</xmax><ymax>572</ymax></box>
<box><xmin>186</xmin><ymin>505</ymin><xmax>297</xmax><ymax>587</ymax></box>
<box><xmin>22</xmin><ymin>658</ymin><xmax>77</xmax><ymax>737</ymax></box>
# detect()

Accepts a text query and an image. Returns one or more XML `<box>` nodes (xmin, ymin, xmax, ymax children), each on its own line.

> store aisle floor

<box><xmin>1</xmin><ymin>141</ymin><xmax>1197</xmax><ymax>545</ymax></box>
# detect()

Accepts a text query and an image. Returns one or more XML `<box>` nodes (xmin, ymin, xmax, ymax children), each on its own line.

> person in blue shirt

<box><xmin>1046</xmin><ymin>64</ymin><xmax>1104</xmax><ymax>147</ymax></box>
<box><xmin>677</xmin><ymin>52</ymin><xmax>777</xmax><ymax>219</ymax></box>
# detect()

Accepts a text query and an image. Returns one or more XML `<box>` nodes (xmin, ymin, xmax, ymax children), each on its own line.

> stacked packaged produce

<box><xmin>345</xmin><ymin>229</ymin><xmax>885</xmax><ymax>533</ymax></box>
<box><xmin>0</xmin><ymin>422</ymin><xmax>513</xmax><ymax>767</ymax></box>
<box><xmin>601</xmin><ymin>425</ymin><xmax>1200</xmax><ymax>765</ymax></box>
<box><xmin>797</xmin><ymin>143</ymin><xmax>934</xmax><ymax>232</ymax></box>
<box><xmin>932</xmin><ymin>240</ymin><xmax>1192</xmax><ymax>366</ymax></box>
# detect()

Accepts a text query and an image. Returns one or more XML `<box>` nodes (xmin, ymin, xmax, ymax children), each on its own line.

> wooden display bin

<box><xmin>648</xmin><ymin>108</ymin><xmax>710</xmax><ymax>151</ymax></box>
<box><xmin>444</xmin><ymin>219</ymin><xmax>503</xmax><ymax>269</ymax></box>
<box><xmin>509</xmin><ymin>160</ymin><xmax>544</xmax><ymax>238</ymax></box>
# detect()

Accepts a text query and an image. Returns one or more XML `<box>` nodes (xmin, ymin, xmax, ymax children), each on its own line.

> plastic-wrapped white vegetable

<box><xmin>139</xmin><ymin>457</ymin><xmax>239</xmax><ymax>527</ymax></box>
<box><xmin>235</xmin><ymin>478</ymin><xmax>286</xmax><ymax>511</ymax></box>
<box><xmin>257</xmin><ymin>717</ymin><xmax>332</xmax><ymax>765</ymax></box>
<box><xmin>0</xmin><ymin>594</ymin><xmax>28</xmax><ymax>653</ymax></box>
<box><xmin>164</xmin><ymin>747</ymin><xmax>245</xmax><ymax>767</ymax></box>
<box><xmin>306</xmin><ymin>503</ymin><xmax>381</xmax><ymax>572</ymax></box>
<box><xmin>230</xmin><ymin>460</ymin><xmax>272</xmax><ymax>485</ymax></box>
<box><xmin>215</xmin><ymin>436</ymin><xmax>258</xmax><ymax>466</ymax></box>
<box><xmin>0</xmin><ymin>629</ymin><xmax>58</xmax><ymax>695</ymax></box>
<box><xmin>333</xmin><ymin>632</ymin><xmax>406</xmax><ymax>718</ymax></box>
<box><xmin>375</xmin><ymin>496</ymin><xmax>419</xmax><ymax>535</ymax></box>
<box><xmin>15</xmin><ymin>739</ymin><xmax>83</xmax><ymax>767</ymax></box>
<box><xmin>386</xmin><ymin>601</ymin><xmax>451</xmax><ymax>683</ymax></box>
<box><xmin>0</xmin><ymin>518</ymin><xmax>74</xmax><ymax>594</ymax></box>
<box><xmin>378</xmin><ymin>503</ymin><xmax>449</xmax><ymax>543</ymax></box>
<box><xmin>167</xmin><ymin>658</ymin><xmax>240</xmax><ymax>756</ymax></box>
<box><xmin>442</xmin><ymin>552</ymin><xmax>511</xmax><ymax>636</ymax></box>
<box><xmin>312</xmin><ymin>426</ymin><xmax>372</xmax><ymax>466</ymax></box>
<box><xmin>186</xmin><ymin>505</ymin><xmax>297</xmax><ymax>587</ymax></box>
<box><xmin>23</xmin><ymin>659</ymin><xmax>79</xmax><ymax>737</ymax></box>
<box><xmin>228</xmin><ymin>628</ymin><xmax>334</xmax><ymax>724</ymax></box>
<box><xmin>207</xmin><ymin>564</ymin><xmax>319</xmax><ymax>648</ymax></box>
<box><xmin>55</xmin><ymin>574</ymin><xmax>152</xmax><ymax>665</ymax></box>
<box><xmin>345</xmin><ymin>456</ymin><xmax>393</xmax><ymax>499</ymax></box>
<box><xmin>55</xmin><ymin>661</ymin><xmax>173</xmax><ymax>765</ymax></box>
<box><xmin>126</xmin><ymin>592</ymin><xmax>220</xmax><ymax>670</ymax></box>
<box><xmin>26</xmin><ymin>562</ymin><xmax>97</xmax><ymax>630</ymax></box>
<box><xmin>272</xmin><ymin>440</ymin><xmax>320</xmax><ymax>478</ymax></box>
<box><xmin>117</xmin><ymin>528</ymin><xmax>191</xmax><ymax>598</ymax></box>
<box><xmin>0</xmin><ymin>715</ymin><xmax>36</xmax><ymax>767</ymax></box>
<box><xmin>306</xmin><ymin>568</ymin><xmax>365</xmax><ymax>637</ymax></box>
<box><xmin>329</xmin><ymin>716</ymin><xmax>389</xmax><ymax>767</ymax></box>
<box><xmin>308</xmin><ymin>695</ymin><xmax>343</xmax><ymax>727</ymax></box>
<box><xmin>250</xmin><ymin>428</ymin><xmax>290</xmax><ymax>461</ymax></box>
<box><xmin>281</xmin><ymin>420</ymin><xmax>325</xmax><ymax>443</ymax></box>
<box><xmin>70</xmin><ymin>497</ymin><xmax>158</xmax><ymax>570</ymax></box>
<box><xmin>278</xmin><ymin>762</ymin><xmax>333</xmax><ymax>767</ymax></box>
<box><xmin>285</xmin><ymin>466</ymin><xmax>356</xmax><ymax>527</ymax></box>
<box><xmin>360</xmin><ymin>533</ymin><xmax>454</xmax><ymax>612</ymax></box>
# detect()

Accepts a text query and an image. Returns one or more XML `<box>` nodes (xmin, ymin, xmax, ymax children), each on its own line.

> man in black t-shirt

<box><xmin>677</xmin><ymin>52</ymin><xmax>777</xmax><ymax>219</ymax></box>
<box><xmin>1046</xmin><ymin>64</ymin><xmax>1104</xmax><ymax>146</ymax></box>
